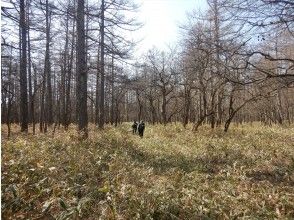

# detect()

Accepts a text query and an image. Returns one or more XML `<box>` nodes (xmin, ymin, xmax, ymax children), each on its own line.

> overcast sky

<box><xmin>132</xmin><ymin>0</ymin><xmax>207</xmax><ymax>56</ymax></box>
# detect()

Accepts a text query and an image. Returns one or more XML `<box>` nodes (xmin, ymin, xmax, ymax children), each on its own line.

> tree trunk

<box><xmin>276</xmin><ymin>90</ymin><xmax>283</xmax><ymax>124</ymax></box>
<box><xmin>216</xmin><ymin>91</ymin><xmax>223</xmax><ymax>126</ymax></box>
<box><xmin>40</xmin><ymin>73</ymin><xmax>45</xmax><ymax>132</ymax></box>
<box><xmin>161</xmin><ymin>88</ymin><xmax>167</xmax><ymax>125</ymax></box>
<box><xmin>212</xmin><ymin>0</ymin><xmax>221</xmax><ymax>129</ymax></box>
<box><xmin>99</xmin><ymin>0</ymin><xmax>105</xmax><ymax>129</ymax></box>
<box><xmin>149</xmin><ymin>96</ymin><xmax>156</xmax><ymax>124</ymax></box>
<box><xmin>76</xmin><ymin>0</ymin><xmax>88</xmax><ymax>137</ymax></box>
<box><xmin>95</xmin><ymin>39</ymin><xmax>100</xmax><ymax>125</ymax></box>
<box><xmin>110</xmin><ymin>55</ymin><xmax>115</xmax><ymax>125</ymax></box>
<box><xmin>44</xmin><ymin>0</ymin><xmax>53</xmax><ymax>127</ymax></box>
<box><xmin>20</xmin><ymin>0</ymin><xmax>28</xmax><ymax>132</ymax></box>
<box><xmin>210</xmin><ymin>92</ymin><xmax>216</xmax><ymax>129</ymax></box>
<box><xmin>224</xmin><ymin>117</ymin><xmax>232</xmax><ymax>132</ymax></box>
<box><xmin>183</xmin><ymin>87</ymin><xmax>191</xmax><ymax>128</ymax></box>
<box><xmin>125</xmin><ymin>91</ymin><xmax>129</xmax><ymax>122</ymax></box>
<box><xmin>65</xmin><ymin>0</ymin><xmax>75</xmax><ymax>129</ymax></box>
<box><xmin>7</xmin><ymin>47</ymin><xmax>13</xmax><ymax>138</ymax></box>
<box><xmin>27</xmin><ymin>0</ymin><xmax>34</xmax><ymax>128</ymax></box>
<box><xmin>193</xmin><ymin>115</ymin><xmax>206</xmax><ymax>132</ymax></box>
<box><xmin>61</xmin><ymin>7</ymin><xmax>69</xmax><ymax>128</ymax></box>
<box><xmin>32</xmin><ymin>66</ymin><xmax>37</xmax><ymax>134</ymax></box>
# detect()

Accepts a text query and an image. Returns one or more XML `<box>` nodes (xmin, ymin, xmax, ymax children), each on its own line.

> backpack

<box><xmin>138</xmin><ymin>123</ymin><xmax>145</xmax><ymax>131</ymax></box>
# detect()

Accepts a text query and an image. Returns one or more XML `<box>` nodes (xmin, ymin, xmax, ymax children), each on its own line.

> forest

<box><xmin>1</xmin><ymin>0</ymin><xmax>294</xmax><ymax>219</ymax></box>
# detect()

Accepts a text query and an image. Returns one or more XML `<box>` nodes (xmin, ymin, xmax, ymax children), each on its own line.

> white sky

<box><xmin>132</xmin><ymin>0</ymin><xmax>207</xmax><ymax>56</ymax></box>
<box><xmin>1</xmin><ymin>0</ymin><xmax>208</xmax><ymax>59</ymax></box>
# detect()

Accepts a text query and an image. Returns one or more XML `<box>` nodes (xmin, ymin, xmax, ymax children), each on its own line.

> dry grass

<box><xmin>2</xmin><ymin>123</ymin><xmax>294</xmax><ymax>219</ymax></box>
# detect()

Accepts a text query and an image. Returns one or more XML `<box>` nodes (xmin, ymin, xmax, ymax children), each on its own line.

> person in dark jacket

<box><xmin>138</xmin><ymin>121</ymin><xmax>145</xmax><ymax>137</ymax></box>
<box><xmin>132</xmin><ymin>121</ymin><xmax>138</xmax><ymax>134</ymax></box>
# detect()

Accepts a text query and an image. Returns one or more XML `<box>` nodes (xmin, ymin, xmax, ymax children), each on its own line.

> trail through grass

<box><xmin>2</xmin><ymin>123</ymin><xmax>294</xmax><ymax>219</ymax></box>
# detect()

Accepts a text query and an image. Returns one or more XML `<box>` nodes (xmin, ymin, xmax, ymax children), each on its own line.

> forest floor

<box><xmin>2</xmin><ymin>123</ymin><xmax>294</xmax><ymax>219</ymax></box>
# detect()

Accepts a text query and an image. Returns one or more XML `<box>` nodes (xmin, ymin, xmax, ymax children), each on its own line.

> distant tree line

<box><xmin>1</xmin><ymin>0</ymin><xmax>294</xmax><ymax>137</ymax></box>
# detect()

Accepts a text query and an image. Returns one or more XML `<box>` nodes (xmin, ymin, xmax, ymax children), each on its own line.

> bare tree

<box><xmin>222</xmin><ymin>0</ymin><xmax>294</xmax><ymax>83</ymax></box>
<box><xmin>99</xmin><ymin>0</ymin><xmax>105</xmax><ymax>129</ymax></box>
<box><xmin>76</xmin><ymin>0</ymin><xmax>88</xmax><ymax>137</ymax></box>
<box><xmin>145</xmin><ymin>49</ymin><xmax>178</xmax><ymax>125</ymax></box>
<box><xmin>20</xmin><ymin>0</ymin><xmax>28</xmax><ymax>132</ymax></box>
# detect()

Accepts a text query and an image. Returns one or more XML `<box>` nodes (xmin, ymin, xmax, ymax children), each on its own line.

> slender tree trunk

<box><xmin>115</xmin><ymin>101</ymin><xmax>119</xmax><ymax>127</ymax></box>
<box><xmin>193</xmin><ymin>89</ymin><xmax>208</xmax><ymax>131</ymax></box>
<box><xmin>44</xmin><ymin>0</ymin><xmax>53</xmax><ymax>126</ymax></box>
<box><xmin>7</xmin><ymin>94</ymin><xmax>12</xmax><ymax>138</ymax></box>
<box><xmin>110</xmin><ymin>55</ymin><xmax>115</xmax><ymax>125</ymax></box>
<box><xmin>211</xmin><ymin>0</ymin><xmax>221</xmax><ymax>129</ymax></box>
<box><xmin>277</xmin><ymin>90</ymin><xmax>283</xmax><ymax>124</ymax></box>
<box><xmin>95</xmin><ymin>40</ymin><xmax>100</xmax><ymax>125</ymax></box>
<box><xmin>76</xmin><ymin>0</ymin><xmax>88</xmax><ymax>137</ymax></box>
<box><xmin>32</xmin><ymin>65</ymin><xmax>37</xmax><ymax>134</ymax></box>
<box><xmin>91</xmin><ymin>90</ymin><xmax>94</xmax><ymax>122</ymax></box>
<box><xmin>85</xmin><ymin>0</ymin><xmax>89</xmax><ymax>66</ymax></box>
<box><xmin>210</xmin><ymin>91</ymin><xmax>216</xmax><ymax>129</ymax></box>
<box><xmin>125</xmin><ymin>91</ymin><xmax>129</xmax><ymax>122</ymax></box>
<box><xmin>216</xmin><ymin>91</ymin><xmax>223</xmax><ymax>126</ymax></box>
<box><xmin>161</xmin><ymin>87</ymin><xmax>167</xmax><ymax>125</ymax></box>
<box><xmin>148</xmin><ymin>96</ymin><xmax>156</xmax><ymax>124</ymax></box>
<box><xmin>183</xmin><ymin>87</ymin><xmax>191</xmax><ymax>128</ymax></box>
<box><xmin>2</xmin><ymin>76</ymin><xmax>7</xmax><ymax>124</ymax></box>
<box><xmin>95</xmin><ymin>63</ymin><xmax>100</xmax><ymax>125</ymax></box>
<box><xmin>52</xmin><ymin>69</ymin><xmax>58</xmax><ymax>128</ymax></box>
<box><xmin>7</xmin><ymin>47</ymin><xmax>13</xmax><ymax>138</ymax></box>
<box><xmin>284</xmin><ymin>93</ymin><xmax>291</xmax><ymax>124</ymax></box>
<box><xmin>61</xmin><ymin>64</ymin><xmax>66</xmax><ymax>126</ymax></box>
<box><xmin>224</xmin><ymin>117</ymin><xmax>233</xmax><ymax>132</ymax></box>
<box><xmin>136</xmin><ymin>90</ymin><xmax>142</xmax><ymax>121</ymax></box>
<box><xmin>65</xmin><ymin>1</ymin><xmax>75</xmax><ymax>129</ymax></box>
<box><xmin>20</xmin><ymin>0</ymin><xmax>28</xmax><ymax>132</ymax></box>
<box><xmin>27</xmin><ymin>0</ymin><xmax>33</xmax><ymax>127</ymax></box>
<box><xmin>61</xmin><ymin>7</ymin><xmax>69</xmax><ymax>128</ymax></box>
<box><xmin>99</xmin><ymin>0</ymin><xmax>105</xmax><ymax>129</ymax></box>
<box><xmin>40</xmin><ymin>73</ymin><xmax>45</xmax><ymax>132</ymax></box>
<box><xmin>223</xmin><ymin>89</ymin><xmax>251</xmax><ymax>132</ymax></box>
<box><xmin>202</xmin><ymin>90</ymin><xmax>207</xmax><ymax>124</ymax></box>
<box><xmin>193</xmin><ymin>115</ymin><xmax>206</xmax><ymax>132</ymax></box>
<box><xmin>225</xmin><ymin>89</ymin><xmax>235</xmax><ymax>132</ymax></box>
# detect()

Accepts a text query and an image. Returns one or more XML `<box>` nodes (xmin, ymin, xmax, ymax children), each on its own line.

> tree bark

<box><xmin>20</xmin><ymin>0</ymin><xmax>28</xmax><ymax>132</ymax></box>
<box><xmin>76</xmin><ymin>0</ymin><xmax>88</xmax><ymax>137</ymax></box>
<box><xmin>44</xmin><ymin>0</ymin><xmax>53</xmax><ymax>126</ymax></box>
<box><xmin>61</xmin><ymin>7</ymin><xmax>69</xmax><ymax>128</ymax></box>
<box><xmin>99</xmin><ymin>0</ymin><xmax>105</xmax><ymax>129</ymax></box>
<box><xmin>110</xmin><ymin>55</ymin><xmax>115</xmax><ymax>125</ymax></box>
<box><xmin>27</xmin><ymin>0</ymin><xmax>34</xmax><ymax>127</ymax></box>
<box><xmin>183</xmin><ymin>86</ymin><xmax>191</xmax><ymax>128</ymax></box>
<box><xmin>7</xmin><ymin>47</ymin><xmax>14</xmax><ymax>138</ymax></box>
<box><xmin>65</xmin><ymin>5</ymin><xmax>75</xmax><ymax>129</ymax></box>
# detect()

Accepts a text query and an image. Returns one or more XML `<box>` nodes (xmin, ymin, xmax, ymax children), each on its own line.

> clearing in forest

<box><xmin>1</xmin><ymin>123</ymin><xmax>294</xmax><ymax>219</ymax></box>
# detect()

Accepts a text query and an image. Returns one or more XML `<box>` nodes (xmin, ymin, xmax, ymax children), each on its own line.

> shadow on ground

<box><xmin>114</xmin><ymin>135</ymin><xmax>294</xmax><ymax>186</ymax></box>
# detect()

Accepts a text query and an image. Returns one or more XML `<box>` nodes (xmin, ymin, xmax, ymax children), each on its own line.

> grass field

<box><xmin>2</xmin><ymin>123</ymin><xmax>294</xmax><ymax>219</ymax></box>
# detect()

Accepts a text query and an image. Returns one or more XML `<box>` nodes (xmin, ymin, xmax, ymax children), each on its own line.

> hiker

<box><xmin>138</xmin><ymin>121</ymin><xmax>145</xmax><ymax>137</ymax></box>
<box><xmin>132</xmin><ymin>121</ymin><xmax>138</xmax><ymax>134</ymax></box>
